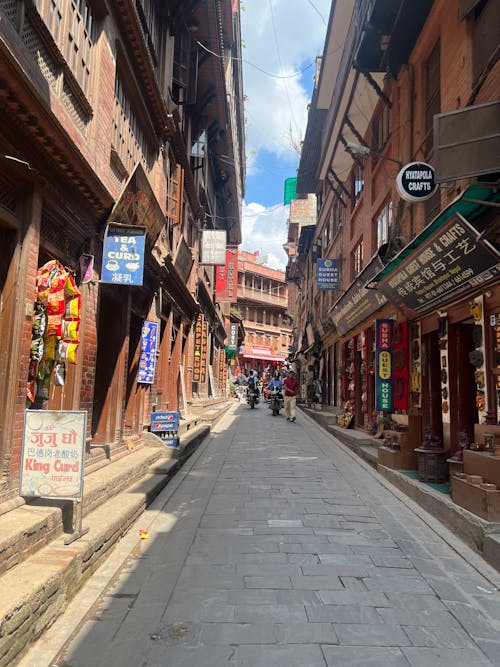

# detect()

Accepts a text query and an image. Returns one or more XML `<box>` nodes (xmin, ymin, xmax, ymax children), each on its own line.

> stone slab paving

<box><xmin>37</xmin><ymin>404</ymin><xmax>500</xmax><ymax>665</ymax></box>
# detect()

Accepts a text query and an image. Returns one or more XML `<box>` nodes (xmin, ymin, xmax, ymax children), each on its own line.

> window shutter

<box><xmin>167</xmin><ymin>164</ymin><xmax>184</xmax><ymax>225</ymax></box>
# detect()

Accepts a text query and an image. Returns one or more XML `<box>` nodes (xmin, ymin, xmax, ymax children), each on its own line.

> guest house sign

<box><xmin>373</xmin><ymin>214</ymin><xmax>500</xmax><ymax>319</ymax></box>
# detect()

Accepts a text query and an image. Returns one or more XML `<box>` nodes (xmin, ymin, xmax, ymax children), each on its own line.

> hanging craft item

<box><xmin>26</xmin><ymin>259</ymin><xmax>81</xmax><ymax>405</ymax></box>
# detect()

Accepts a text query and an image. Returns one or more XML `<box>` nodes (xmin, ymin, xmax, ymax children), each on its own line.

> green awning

<box><xmin>284</xmin><ymin>177</ymin><xmax>298</xmax><ymax>205</ymax></box>
<box><xmin>371</xmin><ymin>182</ymin><xmax>500</xmax><ymax>284</ymax></box>
<box><xmin>368</xmin><ymin>182</ymin><xmax>500</xmax><ymax>318</ymax></box>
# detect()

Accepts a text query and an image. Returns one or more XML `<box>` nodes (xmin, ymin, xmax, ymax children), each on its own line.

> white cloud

<box><xmin>241</xmin><ymin>0</ymin><xmax>331</xmax><ymax>162</ymax></box>
<box><xmin>241</xmin><ymin>200</ymin><xmax>289</xmax><ymax>271</ymax></box>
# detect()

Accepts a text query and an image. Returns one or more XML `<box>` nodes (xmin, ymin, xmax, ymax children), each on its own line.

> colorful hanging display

<box><xmin>26</xmin><ymin>259</ymin><xmax>81</xmax><ymax>405</ymax></box>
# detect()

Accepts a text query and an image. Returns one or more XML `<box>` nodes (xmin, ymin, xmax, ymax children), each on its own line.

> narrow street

<box><xmin>23</xmin><ymin>403</ymin><xmax>500</xmax><ymax>667</ymax></box>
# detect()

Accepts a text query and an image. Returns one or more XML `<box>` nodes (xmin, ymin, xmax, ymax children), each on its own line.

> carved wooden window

<box><xmin>35</xmin><ymin>0</ymin><xmax>95</xmax><ymax>96</ymax></box>
<box><xmin>136</xmin><ymin>0</ymin><xmax>160</xmax><ymax>65</ymax></box>
<box><xmin>166</xmin><ymin>164</ymin><xmax>184</xmax><ymax>226</ymax></box>
<box><xmin>112</xmin><ymin>75</ymin><xmax>153</xmax><ymax>175</ymax></box>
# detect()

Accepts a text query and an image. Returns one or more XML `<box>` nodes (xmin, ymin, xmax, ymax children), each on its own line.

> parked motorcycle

<box><xmin>247</xmin><ymin>388</ymin><xmax>259</xmax><ymax>409</ymax></box>
<box><xmin>268</xmin><ymin>386</ymin><xmax>283</xmax><ymax>416</ymax></box>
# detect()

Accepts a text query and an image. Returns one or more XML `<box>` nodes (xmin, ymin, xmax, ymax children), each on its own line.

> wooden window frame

<box><xmin>376</xmin><ymin>200</ymin><xmax>393</xmax><ymax>250</ymax></box>
<box><xmin>352</xmin><ymin>239</ymin><xmax>363</xmax><ymax>279</ymax></box>
<box><xmin>35</xmin><ymin>0</ymin><xmax>95</xmax><ymax>97</ymax></box>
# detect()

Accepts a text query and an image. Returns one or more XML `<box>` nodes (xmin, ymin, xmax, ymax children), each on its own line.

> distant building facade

<box><xmin>236</xmin><ymin>251</ymin><xmax>292</xmax><ymax>374</ymax></box>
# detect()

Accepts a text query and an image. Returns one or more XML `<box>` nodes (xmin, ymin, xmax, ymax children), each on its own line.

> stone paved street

<box><xmin>40</xmin><ymin>404</ymin><xmax>500</xmax><ymax>666</ymax></box>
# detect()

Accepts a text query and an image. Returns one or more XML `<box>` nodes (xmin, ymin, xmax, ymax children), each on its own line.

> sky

<box><xmin>239</xmin><ymin>0</ymin><xmax>331</xmax><ymax>270</ymax></box>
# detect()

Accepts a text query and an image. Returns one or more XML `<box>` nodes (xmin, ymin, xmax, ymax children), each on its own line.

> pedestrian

<box><xmin>283</xmin><ymin>369</ymin><xmax>299</xmax><ymax>422</ymax></box>
<box><xmin>234</xmin><ymin>372</ymin><xmax>248</xmax><ymax>402</ymax></box>
<box><xmin>312</xmin><ymin>377</ymin><xmax>322</xmax><ymax>410</ymax></box>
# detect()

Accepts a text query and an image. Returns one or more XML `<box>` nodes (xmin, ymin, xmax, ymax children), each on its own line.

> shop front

<box><xmin>330</xmin><ymin>250</ymin><xmax>389</xmax><ymax>430</ymax></box>
<box><xmin>370</xmin><ymin>183</ymin><xmax>500</xmax><ymax>486</ymax></box>
<box><xmin>239</xmin><ymin>344</ymin><xmax>288</xmax><ymax>376</ymax></box>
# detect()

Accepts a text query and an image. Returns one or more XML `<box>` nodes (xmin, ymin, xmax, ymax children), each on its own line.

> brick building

<box><xmin>0</xmin><ymin>1</ymin><xmax>245</xmax><ymax>506</ymax></box>
<box><xmin>292</xmin><ymin>0</ymin><xmax>499</xmax><ymax>482</ymax></box>
<box><xmin>236</xmin><ymin>251</ymin><xmax>292</xmax><ymax>375</ymax></box>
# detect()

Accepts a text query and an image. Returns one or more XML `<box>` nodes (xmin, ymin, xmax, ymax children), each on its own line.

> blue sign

<box><xmin>138</xmin><ymin>321</ymin><xmax>159</xmax><ymax>384</ymax></box>
<box><xmin>101</xmin><ymin>225</ymin><xmax>145</xmax><ymax>285</ymax></box>
<box><xmin>317</xmin><ymin>259</ymin><xmax>340</xmax><ymax>290</ymax></box>
<box><xmin>160</xmin><ymin>436</ymin><xmax>180</xmax><ymax>447</ymax></box>
<box><xmin>150</xmin><ymin>411</ymin><xmax>180</xmax><ymax>432</ymax></box>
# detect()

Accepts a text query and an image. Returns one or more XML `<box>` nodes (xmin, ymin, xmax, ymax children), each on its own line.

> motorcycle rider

<box><xmin>267</xmin><ymin>371</ymin><xmax>283</xmax><ymax>392</ymax></box>
<box><xmin>267</xmin><ymin>371</ymin><xmax>283</xmax><ymax>415</ymax></box>
<box><xmin>247</xmin><ymin>370</ymin><xmax>260</xmax><ymax>403</ymax></box>
<box><xmin>234</xmin><ymin>371</ymin><xmax>248</xmax><ymax>402</ymax></box>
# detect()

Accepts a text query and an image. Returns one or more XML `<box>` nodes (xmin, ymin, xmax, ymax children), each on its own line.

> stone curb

<box><xmin>0</xmin><ymin>410</ymin><xmax>225</xmax><ymax>667</ymax></box>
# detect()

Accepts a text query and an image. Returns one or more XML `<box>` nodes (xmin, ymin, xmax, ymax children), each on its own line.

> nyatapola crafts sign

<box><xmin>396</xmin><ymin>162</ymin><xmax>437</xmax><ymax>202</ymax></box>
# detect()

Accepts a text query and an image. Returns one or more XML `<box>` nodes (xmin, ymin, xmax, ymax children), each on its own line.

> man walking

<box><xmin>283</xmin><ymin>369</ymin><xmax>299</xmax><ymax>422</ymax></box>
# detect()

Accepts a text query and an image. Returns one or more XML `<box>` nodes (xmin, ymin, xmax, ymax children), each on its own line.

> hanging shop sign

<box><xmin>392</xmin><ymin>321</ymin><xmax>409</xmax><ymax>411</ymax></box>
<box><xmin>193</xmin><ymin>315</ymin><xmax>208</xmax><ymax>382</ymax></box>
<box><xmin>330</xmin><ymin>253</ymin><xmax>387</xmax><ymax>337</ymax></box>
<box><xmin>101</xmin><ymin>224</ymin><xmax>146</xmax><ymax>285</ymax></box>
<box><xmin>372</xmin><ymin>213</ymin><xmax>500</xmax><ymax>319</ymax></box>
<box><xmin>375</xmin><ymin>319</ymin><xmax>394</xmax><ymax>412</ymax></box>
<box><xmin>396</xmin><ymin>162</ymin><xmax>437</xmax><ymax>203</ymax></box>
<box><xmin>216</xmin><ymin>245</ymin><xmax>238</xmax><ymax>302</ymax></box>
<box><xmin>200</xmin><ymin>230</ymin><xmax>227</xmax><ymax>265</ymax></box>
<box><xmin>317</xmin><ymin>259</ymin><xmax>340</xmax><ymax>290</ymax></box>
<box><xmin>227</xmin><ymin>322</ymin><xmax>238</xmax><ymax>351</ymax></box>
<box><xmin>138</xmin><ymin>321</ymin><xmax>158</xmax><ymax>384</ymax></box>
<box><xmin>20</xmin><ymin>410</ymin><xmax>86</xmax><ymax>499</ymax></box>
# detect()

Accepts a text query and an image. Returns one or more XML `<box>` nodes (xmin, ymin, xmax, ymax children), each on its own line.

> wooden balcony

<box><xmin>238</xmin><ymin>285</ymin><xmax>288</xmax><ymax>307</ymax></box>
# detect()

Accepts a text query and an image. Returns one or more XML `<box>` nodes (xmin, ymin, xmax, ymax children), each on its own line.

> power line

<box><xmin>306</xmin><ymin>0</ymin><xmax>327</xmax><ymax>26</ymax></box>
<box><xmin>195</xmin><ymin>39</ymin><xmax>341</xmax><ymax>80</ymax></box>
<box><xmin>268</xmin><ymin>0</ymin><xmax>301</xmax><ymax>144</ymax></box>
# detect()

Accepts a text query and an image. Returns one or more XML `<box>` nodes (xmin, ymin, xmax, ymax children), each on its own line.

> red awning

<box><xmin>240</xmin><ymin>353</ymin><xmax>286</xmax><ymax>362</ymax></box>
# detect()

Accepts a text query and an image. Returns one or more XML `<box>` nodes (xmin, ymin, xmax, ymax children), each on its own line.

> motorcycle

<box><xmin>268</xmin><ymin>386</ymin><xmax>284</xmax><ymax>416</ymax></box>
<box><xmin>247</xmin><ymin>388</ymin><xmax>259</xmax><ymax>409</ymax></box>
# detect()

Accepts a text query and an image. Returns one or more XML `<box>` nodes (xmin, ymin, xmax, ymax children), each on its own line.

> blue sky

<box><xmin>240</xmin><ymin>0</ymin><xmax>331</xmax><ymax>269</ymax></box>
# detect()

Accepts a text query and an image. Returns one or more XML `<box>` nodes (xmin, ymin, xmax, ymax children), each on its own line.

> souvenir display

<box><xmin>26</xmin><ymin>259</ymin><xmax>81</xmax><ymax>405</ymax></box>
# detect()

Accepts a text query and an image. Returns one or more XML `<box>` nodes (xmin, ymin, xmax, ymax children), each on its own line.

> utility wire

<box><xmin>306</xmin><ymin>0</ymin><xmax>327</xmax><ymax>26</ymax></box>
<box><xmin>195</xmin><ymin>39</ymin><xmax>341</xmax><ymax>80</ymax></box>
<box><xmin>268</xmin><ymin>0</ymin><xmax>301</xmax><ymax>144</ymax></box>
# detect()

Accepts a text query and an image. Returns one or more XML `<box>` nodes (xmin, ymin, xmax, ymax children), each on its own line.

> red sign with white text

<box><xmin>216</xmin><ymin>246</ymin><xmax>238</xmax><ymax>302</ymax></box>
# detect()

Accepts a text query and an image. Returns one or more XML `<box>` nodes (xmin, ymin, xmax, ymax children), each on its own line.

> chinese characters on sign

<box><xmin>193</xmin><ymin>315</ymin><xmax>208</xmax><ymax>383</ymax></box>
<box><xmin>330</xmin><ymin>255</ymin><xmax>387</xmax><ymax>337</ymax></box>
<box><xmin>20</xmin><ymin>410</ymin><xmax>86</xmax><ymax>499</ymax></box>
<box><xmin>101</xmin><ymin>224</ymin><xmax>146</xmax><ymax>285</ymax></box>
<box><xmin>317</xmin><ymin>259</ymin><xmax>340</xmax><ymax>290</ymax></box>
<box><xmin>376</xmin><ymin>214</ymin><xmax>500</xmax><ymax>318</ymax></box>
<box><xmin>375</xmin><ymin>319</ymin><xmax>393</xmax><ymax>412</ymax></box>
<box><xmin>138</xmin><ymin>321</ymin><xmax>158</xmax><ymax>384</ymax></box>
